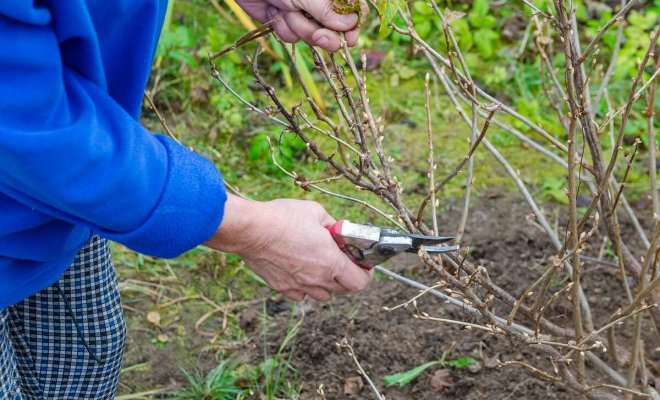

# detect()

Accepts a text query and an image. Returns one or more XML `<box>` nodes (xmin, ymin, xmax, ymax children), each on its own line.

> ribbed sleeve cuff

<box><xmin>100</xmin><ymin>135</ymin><xmax>226</xmax><ymax>258</ymax></box>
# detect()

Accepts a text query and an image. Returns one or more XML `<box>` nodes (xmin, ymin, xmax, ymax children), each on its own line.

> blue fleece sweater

<box><xmin>0</xmin><ymin>0</ymin><xmax>227</xmax><ymax>308</ymax></box>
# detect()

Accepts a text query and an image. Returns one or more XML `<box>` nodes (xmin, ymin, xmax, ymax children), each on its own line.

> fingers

<box><xmin>275</xmin><ymin>10</ymin><xmax>364</xmax><ymax>51</ymax></box>
<box><xmin>333</xmin><ymin>258</ymin><xmax>372</xmax><ymax>293</ymax></box>
<box><xmin>282</xmin><ymin>289</ymin><xmax>306</xmax><ymax>301</ymax></box>
<box><xmin>235</xmin><ymin>0</ymin><xmax>367</xmax><ymax>49</ymax></box>
<box><xmin>324</xmin><ymin>278</ymin><xmax>351</xmax><ymax>295</ymax></box>
<box><xmin>317</xmin><ymin>212</ymin><xmax>372</xmax><ymax>294</ymax></box>
<box><xmin>344</xmin><ymin>28</ymin><xmax>360</xmax><ymax>47</ymax></box>
<box><xmin>269</xmin><ymin>0</ymin><xmax>359</xmax><ymax>32</ymax></box>
<box><xmin>268</xmin><ymin>9</ymin><xmax>300</xmax><ymax>43</ymax></box>
<box><xmin>283</xmin><ymin>287</ymin><xmax>334</xmax><ymax>302</ymax></box>
<box><xmin>340</xmin><ymin>1</ymin><xmax>368</xmax><ymax>47</ymax></box>
<box><xmin>305</xmin><ymin>286</ymin><xmax>332</xmax><ymax>301</ymax></box>
<box><xmin>281</xmin><ymin>11</ymin><xmax>344</xmax><ymax>52</ymax></box>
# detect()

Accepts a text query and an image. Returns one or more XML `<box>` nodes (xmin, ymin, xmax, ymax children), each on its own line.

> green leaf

<box><xmin>398</xmin><ymin>65</ymin><xmax>417</xmax><ymax>80</ymax></box>
<box><xmin>468</xmin><ymin>14</ymin><xmax>497</xmax><ymax>29</ymax></box>
<box><xmin>472</xmin><ymin>0</ymin><xmax>489</xmax><ymax>17</ymax></box>
<box><xmin>628</xmin><ymin>11</ymin><xmax>658</xmax><ymax>30</ymax></box>
<box><xmin>377</xmin><ymin>0</ymin><xmax>404</xmax><ymax>37</ymax></box>
<box><xmin>416</xmin><ymin>19</ymin><xmax>433</xmax><ymax>38</ymax></box>
<box><xmin>575</xmin><ymin>2</ymin><xmax>589</xmax><ymax>22</ymax></box>
<box><xmin>451</xmin><ymin>18</ymin><xmax>473</xmax><ymax>50</ymax></box>
<box><xmin>248</xmin><ymin>133</ymin><xmax>269</xmax><ymax>161</ymax></box>
<box><xmin>383</xmin><ymin>361</ymin><xmax>440</xmax><ymax>387</ymax></box>
<box><xmin>473</xmin><ymin>28</ymin><xmax>499</xmax><ymax>59</ymax></box>
<box><xmin>542</xmin><ymin>177</ymin><xmax>569</xmax><ymax>205</ymax></box>
<box><xmin>445</xmin><ymin>356</ymin><xmax>477</xmax><ymax>369</ymax></box>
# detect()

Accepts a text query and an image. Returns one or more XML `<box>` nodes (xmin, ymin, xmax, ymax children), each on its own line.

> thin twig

<box><xmin>143</xmin><ymin>91</ymin><xmax>181</xmax><ymax>145</ymax></box>
<box><xmin>578</xmin><ymin>0</ymin><xmax>639</xmax><ymax>64</ymax></box>
<box><xmin>266</xmin><ymin>136</ymin><xmax>405</xmax><ymax>229</ymax></box>
<box><xmin>425</xmin><ymin>73</ymin><xmax>439</xmax><ymax>235</ymax></box>
<box><xmin>591</xmin><ymin>0</ymin><xmax>627</xmax><ymax>110</ymax></box>
<box><xmin>338</xmin><ymin>337</ymin><xmax>384</xmax><ymax>400</ymax></box>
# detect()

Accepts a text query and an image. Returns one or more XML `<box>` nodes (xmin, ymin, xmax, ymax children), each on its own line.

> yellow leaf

<box><xmin>146</xmin><ymin>311</ymin><xmax>161</xmax><ymax>326</ymax></box>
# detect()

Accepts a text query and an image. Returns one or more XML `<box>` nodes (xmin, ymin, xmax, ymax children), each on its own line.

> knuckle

<box><xmin>311</xmin><ymin>291</ymin><xmax>331</xmax><ymax>301</ymax></box>
<box><xmin>306</xmin><ymin>200</ymin><xmax>325</xmax><ymax>214</ymax></box>
<box><xmin>287</xmin><ymin>291</ymin><xmax>304</xmax><ymax>302</ymax></box>
<box><xmin>319</xmin><ymin>1</ymin><xmax>336</xmax><ymax>19</ymax></box>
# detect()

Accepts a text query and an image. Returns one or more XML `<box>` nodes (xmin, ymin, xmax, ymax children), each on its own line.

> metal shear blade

<box><xmin>419</xmin><ymin>244</ymin><xmax>461</xmax><ymax>254</ymax></box>
<box><xmin>406</xmin><ymin>234</ymin><xmax>455</xmax><ymax>248</ymax></box>
<box><xmin>327</xmin><ymin>220</ymin><xmax>460</xmax><ymax>270</ymax></box>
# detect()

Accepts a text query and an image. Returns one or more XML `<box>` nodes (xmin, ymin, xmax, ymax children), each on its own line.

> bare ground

<box><xmin>117</xmin><ymin>192</ymin><xmax>658</xmax><ymax>399</ymax></box>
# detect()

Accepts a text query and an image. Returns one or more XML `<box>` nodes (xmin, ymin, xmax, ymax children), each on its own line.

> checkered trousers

<box><xmin>0</xmin><ymin>236</ymin><xmax>126</xmax><ymax>399</ymax></box>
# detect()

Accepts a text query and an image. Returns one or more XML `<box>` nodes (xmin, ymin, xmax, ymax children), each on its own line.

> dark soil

<box><xmin>269</xmin><ymin>193</ymin><xmax>656</xmax><ymax>400</ymax></box>
<box><xmin>118</xmin><ymin>193</ymin><xmax>657</xmax><ymax>399</ymax></box>
<box><xmin>275</xmin><ymin>194</ymin><xmax>569</xmax><ymax>400</ymax></box>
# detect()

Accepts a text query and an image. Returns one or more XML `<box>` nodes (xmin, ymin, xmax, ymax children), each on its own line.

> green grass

<box><xmin>175</xmin><ymin>359</ymin><xmax>245</xmax><ymax>400</ymax></box>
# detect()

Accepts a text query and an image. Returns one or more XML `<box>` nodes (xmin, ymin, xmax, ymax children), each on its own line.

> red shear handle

<box><xmin>326</xmin><ymin>220</ymin><xmax>373</xmax><ymax>271</ymax></box>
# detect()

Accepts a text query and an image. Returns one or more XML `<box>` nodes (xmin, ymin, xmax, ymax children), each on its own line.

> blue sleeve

<box><xmin>0</xmin><ymin>4</ymin><xmax>227</xmax><ymax>258</ymax></box>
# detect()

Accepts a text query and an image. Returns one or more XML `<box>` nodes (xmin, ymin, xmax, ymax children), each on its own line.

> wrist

<box><xmin>204</xmin><ymin>193</ymin><xmax>263</xmax><ymax>254</ymax></box>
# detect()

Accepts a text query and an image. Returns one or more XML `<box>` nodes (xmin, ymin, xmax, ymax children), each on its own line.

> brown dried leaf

<box><xmin>444</xmin><ymin>8</ymin><xmax>466</xmax><ymax>26</ymax></box>
<box><xmin>359</xmin><ymin>49</ymin><xmax>386</xmax><ymax>71</ymax></box>
<box><xmin>239</xmin><ymin>310</ymin><xmax>257</xmax><ymax>330</ymax></box>
<box><xmin>146</xmin><ymin>311</ymin><xmax>161</xmax><ymax>327</ymax></box>
<box><xmin>294</xmin><ymin>175</ymin><xmax>312</xmax><ymax>192</ymax></box>
<box><xmin>235</xmin><ymin>377</ymin><xmax>251</xmax><ymax>388</ymax></box>
<box><xmin>343</xmin><ymin>376</ymin><xmax>363</xmax><ymax>395</ymax></box>
<box><xmin>430</xmin><ymin>369</ymin><xmax>454</xmax><ymax>391</ymax></box>
<box><xmin>484</xmin><ymin>353</ymin><xmax>500</xmax><ymax>369</ymax></box>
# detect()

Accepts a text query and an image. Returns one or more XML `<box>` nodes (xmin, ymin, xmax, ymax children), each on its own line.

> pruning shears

<box><xmin>326</xmin><ymin>220</ymin><xmax>459</xmax><ymax>270</ymax></box>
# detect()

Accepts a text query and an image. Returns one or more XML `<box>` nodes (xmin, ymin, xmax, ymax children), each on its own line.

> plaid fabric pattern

<box><xmin>0</xmin><ymin>236</ymin><xmax>126</xmax><ymax>400</ymax></box>
<box><xmin>0</xmin><ymin>310</ymin><xmax>23</xmax><ymax>400</ymax></box>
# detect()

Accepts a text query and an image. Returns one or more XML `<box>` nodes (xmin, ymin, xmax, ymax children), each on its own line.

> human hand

<box><xmin>235</xmin><ymin>0</ymin><xmax>368</xmax><ymax>51</ymax></box>
<box><xmin>204</xmin><ymin>194</ymin><xmax>372</xmax><ymax>301</ymax></box>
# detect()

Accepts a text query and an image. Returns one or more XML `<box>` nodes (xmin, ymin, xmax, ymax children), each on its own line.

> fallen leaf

<box><xmin>235</xmin><ymin>377</ymin><xmax>251</xmax><ymax>388</ymax></box>
<box><xmin>190</xmin><ymin>85</ymin><xmax>209</xmax><ymax>103</ymax></box>
<box><xmin>384</xmin><ymin>361</ymin><xmax>440</xmax><ymax>387</ymax></box>
<box><xmin>484</xmin><ymin>353</ymin><xmax>500</xmax><ymax>369</ymax></box>
<box><xmin>357</xmin><ymin>50</ymin><xmax>386</xmax><ymax>71</ymax></box>
<box><xmin>429</xmin><ymin>369</ymin><xmax>454</xmax><ymax>391</ymax></box>
<box><xmin>344</xmin><ymin>376</ymin><xmax>364</xmax><ymax>395</ymax></box>
<box><xmin>239</xmin><ymin>310</ymin><xmax>257</xmax><ymax>330</ymax></box>
<box><xmin>146</xmin><ymin>311</ymin><xmax>161</xmax><ymax>327</ymax></box>
<box><xmin>445</xmin><ymin>356</ymin><xmax>477</xmax><ymax>369</ymax></box>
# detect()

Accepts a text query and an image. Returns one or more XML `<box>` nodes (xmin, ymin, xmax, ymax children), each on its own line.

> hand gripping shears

<box><xmin>326</xmin><ymin>220</ymin><xmax>459</xmax><ymax>270</ymax></box>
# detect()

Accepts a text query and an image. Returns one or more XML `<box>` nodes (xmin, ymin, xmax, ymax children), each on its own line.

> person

<box><xmin>0</xmin><ymin>0</ymin><xmax>371</xmax><ymax>398</ymax></box>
